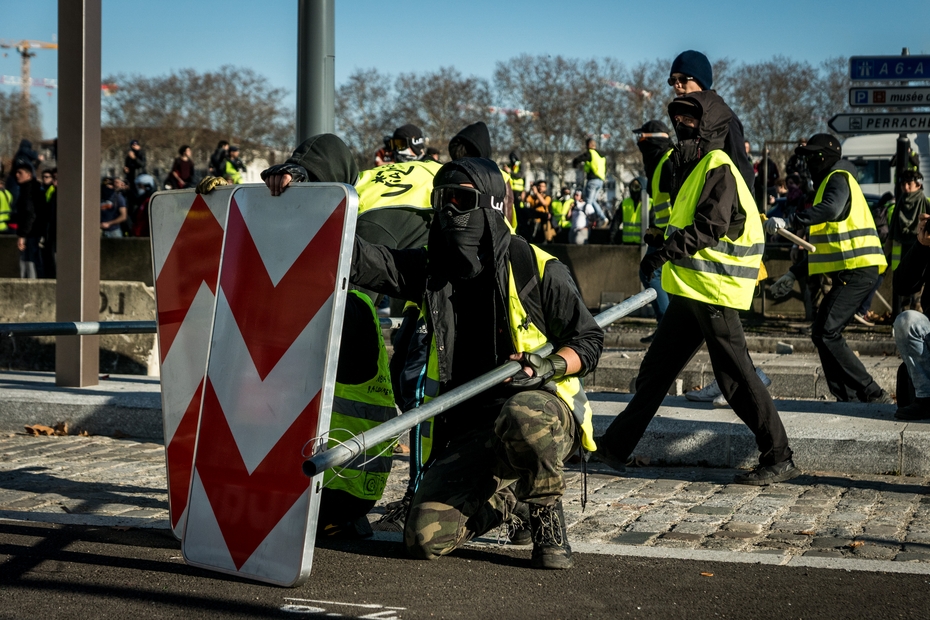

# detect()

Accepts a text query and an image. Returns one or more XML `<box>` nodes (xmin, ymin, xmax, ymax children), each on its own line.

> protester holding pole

<box><xmin>349</xmin><ymin>157</ymin><xmax>603</xmax><ymax>570</ymax></box>
<box><xmin>595</xmin><ymin>91</ymin><xmax>799</xmax><ymax>486</ymax></box>
<box><xmin>766</xmin><ymin>134</ymin><xmax>892</xmax><ymax>404</ymax></box>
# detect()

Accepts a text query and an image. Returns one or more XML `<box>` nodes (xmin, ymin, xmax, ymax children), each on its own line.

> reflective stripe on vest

<box><xmin>323</xmin><ymin>291</ymin><xmax>397</xmax><ymax>501</ymax></box>
<box><xmin>661</xmin><ymin>150</ymin><xmax>764</xmax><ymax>310</ymax></box>
<box><xmin>892</xmin><ymin>241</ymin><xmax>902</xmax><ymax>271</ymax></box>
<box><xmin>621</xmin><ymin>196</ymin><xmax>649</xmax><ymax>245</ymax></box>
<box><xmin>584</xmin><ymin>149</ymin><xmax>606</xmax><ymax>181</ymax></box>
<box><xmin>356</xmin><ymin>159</ymin><xmax>442</xmax><ymax>213</ymax></box>
<box><xmin>420</xmin><ymin>244</ymin><xmax>597</xmax><ymax>453</ymax></box>
<box><xmin>45</xmin><ymin>185</ymin><xmax>56</xmax><ymax>202</ymax></box>
<box><xmin>807</xmin><ymin>170</ymin><xmax>886</xmax><ymax>275</ymax></box>
<box><xmin>651</xmin><ymin>150</ymin><xmax>673</xmax><ymax>230</ymax></box>
<box><xmin>0</xmin><ymin>189</ymin><xmax>11</xmax><ymax>233</ymax></box>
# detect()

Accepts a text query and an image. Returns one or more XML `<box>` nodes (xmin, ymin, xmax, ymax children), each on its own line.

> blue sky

<box><xmin>3</xmin><ymin>0</ymin><xmax>929</xmax><ymax>138</ymax></box>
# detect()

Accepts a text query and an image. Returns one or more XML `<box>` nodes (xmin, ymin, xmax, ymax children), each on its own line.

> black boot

<box><xmin>896</xmin><ymin>398</ymin><xmax>930</xmax><ymax>420</ymax></box>
<box><xmin>508</xmin><ymin>501</ymin><xmax>532</xmax><ymax>546</ymax></box>
<box><xmin>529</xmin><ymin>500</ymin><xmax>573</xmax><ymax>569</ymax></box>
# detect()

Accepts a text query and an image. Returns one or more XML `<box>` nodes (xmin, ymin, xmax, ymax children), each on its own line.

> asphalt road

<box><xmin>0</xmin><ymin>521</ymin><xmax>927</xmax><ymax>619</ymax></box>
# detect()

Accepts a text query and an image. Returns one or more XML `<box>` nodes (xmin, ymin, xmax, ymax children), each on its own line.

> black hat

<box><xmin>668</xmin><ymin>97</ymin><xmax>702</xmax><ymax>121</ymax></box>
<box><xmin>633</xmin><ymin>120</ymin><xmax>671</xmax><ymax>135</ymax></box>
<box><xmin>796</xmin><ymin>134</ymin><xmax>840</xmax><ymax>158</ymax></box>
<box><xmin>670</xmin><ymin>50</ymin><xmax>713</xmax><ymax>90</ymax></box>
<box><xmin>229</xmin><ymin>144</ymin><xmax>241</xmax><ymax>152</ymax></box>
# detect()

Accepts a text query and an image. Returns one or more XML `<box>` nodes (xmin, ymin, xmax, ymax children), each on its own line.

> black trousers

<box><xmin>812</xmin><ymin>266</ymin><xmax>882</xmax><ymax>401</ymax></box>
<box><xmin>601</xmin><ymin>294</ymin><xmax>792</xmax><ymax>467</ymax></box>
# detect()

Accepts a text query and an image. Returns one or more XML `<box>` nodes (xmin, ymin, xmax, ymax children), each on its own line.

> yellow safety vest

<box><xmin>584</xmin><ymin>149</ymin><xmax>606</xmax><ymax>181</ymax></box>
<box><xmin>651</xmin><ymin>150</ymin><xmax>673</xmax><ymax>230</ymax></box>
<box><xmin>662</xmin><ymin>150</ymin><xmax>764</xmax><ymax>310</ymax></box>
<box><xmin>45</xmin><ymin>185</ymin><xmax>56</xmax><ymax>202</ymax></box>
<box><xmin>551</xmin><ymin>199</ymin><xmax>573</xmax><ymax>229</ymax></box>
<box><xmin>323</xmin><ymin>291</ymin><xmax>397</xmax><ymax>501</ymax></box>
<box><xmin>420</xmin><ymin>244</ymin><xmax>597</xmax><ymax>453</ymax></box>
<box><xmin>621</xmin><ymin>196</ymin><xmax>651</xmax><ymax>245</ymax></box>
<box><xmin>223</xmin><ymin>160</ymin><xmax>243</xmax><ymax>184</ymax></box>
<box><xmin>808</xmin><ymin>170</ymin><xmax>886</xmax><ymax>275</ymax></box>
<box><xmin>0</xmin><ymin>189</ymin><xmax>11</xmax><ymax>233</ymax></box>
<box><xmin>501</xmin><ymin>169</ymin><xmax>519</xmax><ymax>230</ymax></box>
<box><xmin>509</xmin><ymin>162</ymin><xmax>525</xmax><ymax>194</ymax></box>
<box><xmin>356</xmin><ymin>160</ymin><xmax>442</xmax><ymax>213</ymax></box>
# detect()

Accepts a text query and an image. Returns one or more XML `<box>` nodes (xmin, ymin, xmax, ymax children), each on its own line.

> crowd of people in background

<box><xmin>0</xmin><ymin>137</ymin><xmax>250</xmax><ymax>279</ymax></box>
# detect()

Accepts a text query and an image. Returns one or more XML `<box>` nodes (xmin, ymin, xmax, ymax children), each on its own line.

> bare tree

<box><xmin>0</xmin><ymin>91</ymin><xmax>42</xmax><ymax>164</ymax></box>
<box><xmin>101</xmin><ymin>65</ymin><xmax>294</xmax><ymax>177</ymax></box>
<box><xmin>335</xmin><ymin>68</ymin><xmax>398</xmax><ymax>170</ymax></box>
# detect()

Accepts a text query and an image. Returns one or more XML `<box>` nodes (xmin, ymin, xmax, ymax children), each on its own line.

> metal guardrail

<box><xmin>0</xmin><ymin>317</ymin><xmax>404</xmax><ymax>337</ymax></box>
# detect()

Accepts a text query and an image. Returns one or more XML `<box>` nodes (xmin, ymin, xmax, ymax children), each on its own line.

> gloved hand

<box><xmin>196</xmin><ymin>176</ymin><xmax>227</xmax><ymax>194</ymax></box>
<box><xmin>643</xmin><ymin>227</ymin><xmax>665</xmax><ymax>249</ymax></box>
<box><xmin>763</xmin><ymin>216</ymin><xmax>787</xmax><ymax>236</ymax></box>
<box><xmin>770</xmin><ymin>271</ymin><xmax>797</xmax><ymax>299</ymax></box>
<box><xmin>639</xmin><ymin>251</ymin><xmax>668</xmax><ymax>280</ymax></box>
<box><xmin>509</xmin><ymin>352</ymin><xmax>567</xmax><ymax>390</ymax></box>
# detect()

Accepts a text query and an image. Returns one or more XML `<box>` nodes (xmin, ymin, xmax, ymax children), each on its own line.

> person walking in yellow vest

<box><xmin>571</xmin><ymin>138</ymin><xmax>609</xmax><ymax>227</ymax></box>
<box><xmin>351</xmin><ymin>157</ymin><xmax>603</xmax><ymax>570</ymax></box>
<box><xmin>596</xmin><ymin>91</ymin><xmax>799</xmax><ymax>486</ymax></box>
<box><xmin>767</xmin><ymin>134</ymin><xmax>893</xmax><ymax>404</ymax></box>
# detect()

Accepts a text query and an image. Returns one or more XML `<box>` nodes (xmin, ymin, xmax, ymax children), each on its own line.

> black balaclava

<box><xmin>805</xmin><ymin>151</ymin><xmax>840</xmax><ymax>188</ymax></box>
<box><xmin>429</xmin><ymin>158</ymin><xmax>509</xmax><ymax>280</ymax></box>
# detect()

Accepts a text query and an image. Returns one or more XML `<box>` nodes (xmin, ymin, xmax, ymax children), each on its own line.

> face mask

<box><xmin>675</xmin><ymin>122</ymin><xmax>698</xmax><ymax>142</ymax></box>
<box><xmin>438</xmin><ymin>208</ymin><xmax>488</xmax><ymax>279</ymax></box>
<box><xmin>393</xmin><ymin>148</ymin><xmax>421</xmax><ymax>163</ymax></box>
<box><xmin>136</xmin><ymin>186</ymin><xmax>148</xmax><ymax>196</ymax></box>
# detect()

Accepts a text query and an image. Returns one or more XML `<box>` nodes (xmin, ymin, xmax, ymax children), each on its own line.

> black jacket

<box><xmin>657</xmin><ymin>91</ymin><xmax>746</xmax><ymax>264</ymax></box>
<box><xmin>13</xmin><ymin>178</ymin><xmax>47</xmax><ymax>238</ymax></box>
<box><xmin>893</xmin><ymin>242</ymin><xmax>930</xmax><ymax>317</ymax></box>
<box><xmin>724</xmin><ymin>114</ymin><xmax>755</xmax><ymax>193</ymax></box>
<box><xmin>449</xmin><ymin>121</ymin><xmax>492</xmax><ymax>159</ymax></box>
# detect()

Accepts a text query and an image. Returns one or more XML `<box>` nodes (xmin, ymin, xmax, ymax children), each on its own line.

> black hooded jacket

<box><xmin>638</xmin><ymin>137</ymin><xmax>675</xmax><ymax>193</ymax></box>
<box><xmin>658</xmin><ymin>91</ymin><xmax>747</xmax><ymax>264</ymax></box>
<box><xmin>350</xmin><ymin>158</ymin><xmax>603</xmax><ymax>435</ymax></box>
<box><xmin>449</xmin><ymin>121</ymin><xmax>492</xmax><ymax>159</ymax></box>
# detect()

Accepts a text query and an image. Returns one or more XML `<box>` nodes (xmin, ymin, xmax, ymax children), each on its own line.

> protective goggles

<box><xmin>388</xmin><ymin>136</ymin><xmax>424</xmax><ymax>152</ymax></box>
<box><xmin>431</xmin><ymin>185</ymin><xmax>497</xmax><ymax>215</ymax></box>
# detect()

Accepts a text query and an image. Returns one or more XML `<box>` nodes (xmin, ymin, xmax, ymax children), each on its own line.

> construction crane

<box><xmin>0</xmin><ymin>39</ymin><xmax>58</xmax><ymax>106</ymax></box>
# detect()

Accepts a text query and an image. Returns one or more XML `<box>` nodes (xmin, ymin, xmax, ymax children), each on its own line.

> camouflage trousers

<box><xmin>404</xmin><ymin>389</ymin><xmax>579</xmax><ymax>560</ymax></box>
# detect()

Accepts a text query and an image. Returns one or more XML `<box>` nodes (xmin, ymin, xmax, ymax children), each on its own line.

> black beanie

<box><xmin>670</xmin><ymin>50</ymin><xmax>713</xmax><ymax>90</ymax></box>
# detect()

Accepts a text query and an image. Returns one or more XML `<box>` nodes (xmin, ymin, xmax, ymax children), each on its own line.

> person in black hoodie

<box><xmin>12</xmin><ymin>163</ymin><xmax>47</xmax><ymax>278</ymax></box>
<box><xmin>893</xmin><ymin>213</ymin><xmax>930</xmax><ymax>420</ymax></box>
<box><xmin>350</xmin><ymin>157</ymin><xmax>603</xmax><ymax>570</ymax></box>
<box><xmin>667</xmin><ymin>50</ymin><xmax>755</xmax><ymax>194</ymax></box>
<box><xmin>596</xmin><ymin>91</ymin><xmax>798</xmax><ymax>486</ymax></box>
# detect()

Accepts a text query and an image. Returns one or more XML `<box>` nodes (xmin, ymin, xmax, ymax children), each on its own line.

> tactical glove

<box><xmin>639</xmin><ymin>251</ymin><xmax>668</xmax><ymax>281</ymax></box>
<box><xmin>260</xmin><ymin>163</ymin><xmax>309</xmax><ymax>184</ymax></box>
<box><xmin>763</xmin><ymin>216</ymin><xmax>787</xmax><ymax>236</ymax></box>
<box><xmin>770</xmin><ymin>271</ymin><xmax>797</xmax><ymax>299</ymax></box>
<box><xmin>196</xmin><ymin>176</ymin><xmax>227</xmax><ymax>194</ymax></box>
<box><xmin>643</xmin><ymin>227</ymin><xmax>665</xmax><ymax>249</ymax></box>
<box><xmin>510</xmin><ymin>353</ymin><xmax>568</xmax><ymax>390</ymax></box>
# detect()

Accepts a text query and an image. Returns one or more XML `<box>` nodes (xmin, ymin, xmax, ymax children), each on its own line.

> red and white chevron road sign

<box><xmin>149</xmin><ymin>187</ymin><xmax>233</xmax><ymax>540</ymax></box>
<box><xmin>181</xmin><ymin>184</ymin><xmax>358</xmax><ymax>586</ymax></box>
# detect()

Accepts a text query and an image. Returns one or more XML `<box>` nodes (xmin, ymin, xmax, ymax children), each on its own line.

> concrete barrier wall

<box><xmin>0</xmin><ymin>236</ymin><xmax>154</xmax><ymax>286</ymax></box>
<box><xmin>0</xmin><ymin>278</ymin><xmax>157</xmax><ymax>375</ymax></box>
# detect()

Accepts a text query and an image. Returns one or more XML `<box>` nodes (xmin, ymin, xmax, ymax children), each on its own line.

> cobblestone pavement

<box><xmin>3</xmin><ymin>435</ymin><xmax>930</xmax><ymax>564</ymax></box>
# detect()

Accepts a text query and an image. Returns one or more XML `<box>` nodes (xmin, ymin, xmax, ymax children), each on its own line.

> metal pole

<box><xmin>762</xmin><ymin>141</ymin><xmax>768</xmax><ymax>213</ymax></box>
<box><xmin>297</xmin><ymin>0</ymin><xmax>335</xmax><ymax>144</ymax></box>
<box><xmin>0</xmin><ymin>321</ymin><xmax>156</xmax><ymax>337</ymax></box>
<box><xmin>56</xmin><ymin>0</ymin><xmax>101</xmax><ymax>387</ymax></box>
<box><xmin>303</xmin><ymin>289</ymin><xmax>658</xmax><ymax>477</ymax></box>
